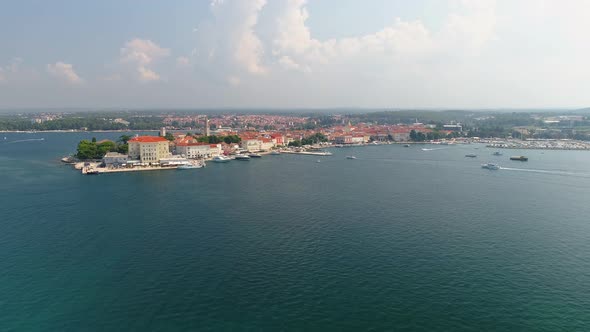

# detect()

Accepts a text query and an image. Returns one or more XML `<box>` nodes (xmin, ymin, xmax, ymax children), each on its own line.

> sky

<box><xmin>0</xmin><ymin>0</ymin><xmax>589</xmax><ymax>109</ymax></box>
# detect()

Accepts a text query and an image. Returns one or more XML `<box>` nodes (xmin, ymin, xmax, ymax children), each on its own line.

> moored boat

<box><xmin>249</xmin><ymin>153</ymin><xmax>262</xmax><ymax>158</ymax></box>
<box><xmin>212</xmin><ymin>155</ymin><xmax>231</xmax><ymax>163</ymax></box>
<box><xmin>177</xmin><ymin>164</ymin><xmax>203</xmax><ymax>170</ymax></box>
<box><xmin>235</xmin><ymin>154</ymin><xmax>251</xmax><ymax>160</ymax></box>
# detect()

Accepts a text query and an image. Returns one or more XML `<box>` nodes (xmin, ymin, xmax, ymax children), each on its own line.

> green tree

<box><xmin>118</xmin><ymin>134</ymin><xmax>132</xmax><ymax>144</ymax></box>
<box><xmin>97</xmin><ymin>140</ymin><xmax>117</xmax><ymax>157</ymax></box>
<box><xmin>76</xmin><ymin>140</ymin><xmax>98</xmax><ymax>160</ymax></box>
<box><xmin>165</xmin><ymin>132</ymin><xmax>175</xmax><ymax>141</ymax></box>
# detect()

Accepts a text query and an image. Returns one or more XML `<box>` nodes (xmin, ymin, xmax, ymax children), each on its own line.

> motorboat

<box><xmin>346</xmin><ymin>156</ymin><xmax>357</xmax><ymax>159</ymax></box>
<box><xmin>249</xmin><ymin>153</ymin><xmax>262</xmax><ymax>158</ymax></box>
<box><xmin>481</xmin><ymin>163</ymin><xmax>500</xmax><ymax>170</ymax></box>
<box><xmin>510</xmin><ymin>156</ymin><xmax>528</xmax><ymax>161</ymax></box>
<box><xmin>177</xmin><ymin>164</ymin><xmax>203</xmax><ymax>170</ymax></box>
<box><xmin>465</xmin><ymin>154</ymin><xmax>477</xmax><ymax>158</ymax></box>
<box><xmin>492</xmin><ymin>151</ymin><xmax>503</xmax><ymax>156</ymax></box>
<box><xmin>235</xmin><ymin>154</ymin><xmax>251</xmax><ymax>160</ymax></box>
<box><xmin>212</xmin><ymin>155</ymin><xmax>231</xmax><ymax>163</ymax></box>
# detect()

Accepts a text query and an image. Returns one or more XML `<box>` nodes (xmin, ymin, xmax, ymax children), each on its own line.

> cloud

<box><xmin>120</xmin><ymin>38</ymin><xmax>170</xmax><ymax>82</ymax></box>
<box><xmin>195</xmin><ymin>0</ymin><xmax>268</xmax><ymax>81</ymax></box>
<box><xmin>0</xmin><ymin>58</ymin><xmax>24</xmax><ymax>82</ymax></box>
<box><xmin>176</xmin><ymin>56</ymin><xmax>190</xmax><ymax>67</ymax></box>
<box><xmin>46</xmin><ymin>62</ymin><xmax>83</xmax><ymax>84</ymax></box>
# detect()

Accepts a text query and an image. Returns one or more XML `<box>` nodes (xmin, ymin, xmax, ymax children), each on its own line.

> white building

<box><xmin>176</xmin><ymin>142</ymin><xmax>222</xmax><ymax>159</ymax></box>
<box><xmin>128</xmin><ymin>136</ymin><xmax>171</xmax><ymax>163</ymax></box>
<box><xmin>102</xmin><ymin>152</ymin><xmax>128</xmax><ymax>166</ymax></box>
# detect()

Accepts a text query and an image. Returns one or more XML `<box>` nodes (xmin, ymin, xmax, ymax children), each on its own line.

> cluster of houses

<box><xmin>102</xmin><ymin>122</ymin><xmax>462</xmax><ymax>167</ymax></box>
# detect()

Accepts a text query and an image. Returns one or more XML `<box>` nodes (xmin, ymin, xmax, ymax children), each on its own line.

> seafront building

<box><xmin>176</xmin><ymin>142</ymin><xmax>222</xmax><ymax>159</ymax></box>
<box><xmin>102</xmin><ymin>152</ymin><xmax>129</xmax><ymax>166</ymax></box>
<box><xmin>128</xmin><ymin>136</ymin><xmax>171</xmax><ymax>163</ymax></box>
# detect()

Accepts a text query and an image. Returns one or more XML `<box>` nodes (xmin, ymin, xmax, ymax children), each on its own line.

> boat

<box><xmin>270</xmin><ymin>151</ymin><xmax>280</xmax><ymax>155</ymax></box>
<box><xmin>235</xmin><ymin>154</ymin><xmax>251</xmax><ymax>160</ymax></box>
<box><xmin>510</xmin><ymin>156</ymin><xmax>528</xmax><ymax>161</ymax></box>
<box><xmin>249</xmin><ymin>153</ymin><xmax>262</xmax><ymax>158</ymax></box>
<box><xmin>465</xmin><ymin>154</ymin><xmax>477</xmax><ymax>158</ymax></box>
<box><xmin>85</xmin><ymin>168</ymin><xmax>99</xmax><ymax>175</ymax></box>
<box><xmin>346</xmin><ymin>156</ymin><xmax>357</xmax><ymax>159</ymax></box>
<box><xmin>177</xmin><ymin>164</ymin><xmax>203</xmax><ymax>170</ymax></box>
<box><xmin>492</xmin><ymin>151</ymin><xmax>503</xmax><ymax>156</ymax></box>
<box><xmin>403</xmin><ymin>144</ymin><xmax>410</xmax><ymax>147</ymax></box>
<box><xmin>212</xmin><ymin>155</ymin><xmax>231</xmax><ymax>163</ymax></box>
<box><xmin>316</xmin><ymin>159</ymin><xmax>321</xmax><ymax>163</ymax></box>
<box><xmin>481</xmin><ymin>163</ymin><xmax>500</xmax><ymax>170</ymax></box>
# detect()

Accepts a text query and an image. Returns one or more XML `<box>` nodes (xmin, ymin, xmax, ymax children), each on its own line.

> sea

<box><xmin>1</xmin><ymin>132</ymin><xmax>590</xmax><ymax>331</ymax></box>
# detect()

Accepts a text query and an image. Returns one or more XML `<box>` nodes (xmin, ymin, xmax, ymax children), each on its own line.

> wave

<box><xmin>499</xmin><ymin>167</ymin><xmax>589</xmax><ymax>177</ymax></box>
<box><xmin>6</xmin><ymin>138</ymin><xmax>45</xmax><ymax>143</ymax></box>
<box><xmin>421</xmin><ymin>147</ymin><xmax>446</xmax><ymax>151</ymax></box>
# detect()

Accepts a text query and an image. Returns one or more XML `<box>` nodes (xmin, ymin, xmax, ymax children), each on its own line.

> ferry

<box><xmin>235</xmin><ymin>154</ymin><xmax>251</xmax><ymax>160</ymax></box>
<box><xmin>249</xmin><ymin>153</ymin><xmax>262</xmax><ymax>158</ymax></box>
<box><xmin>212</xmin><ymin>155</ymin><xmax>231</xmax><ymax>163</ymax></box>
<box><xmin>465</xmin><ymin>154</ymin><xmax>477</xmax><ymax>158</ymax></box>
<box><xmin>481</xmin><ymin>163</ymin><xmax>500</xmax><ymax>170</ymax></box>
<box><xmin>510</xmin><ymin>156</ymin><xmax>528</xmax><ymax>161</ymax></box>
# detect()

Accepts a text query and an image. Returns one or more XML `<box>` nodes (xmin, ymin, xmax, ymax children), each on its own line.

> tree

<box><xmin>76</xmin><ymin>140</ymin><xmax>98</xmax><ymax>160</ymax></box>
<box><xmin>118</xmin><ymin>134</ymin><xmax>132</xmax><ymax>144</ymax></box>
<box><xmin>165</xmin><ymin>132</ymin><xmax>175</xmax><ymax>141</ymax></box>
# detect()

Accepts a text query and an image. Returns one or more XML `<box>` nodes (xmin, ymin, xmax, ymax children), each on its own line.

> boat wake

<box><xmin>6</xmin><ymin>138</ymin><xmax>45</xmax><ymax>143</ymax></box>
<box><xmin>499</xmin><ymin>167</ymin><xmax>586</xmax><ymax>177</ymax></box>
<box><xmin>421</xmin><ymin>147</ymin><xmax>446</xmax><ymax>151</ymax></box>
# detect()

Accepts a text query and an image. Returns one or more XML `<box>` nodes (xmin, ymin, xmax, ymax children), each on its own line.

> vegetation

<box><xmin>196</xmin><ymin>135</ymin><xmax>241</xmax><ymax>144</ymax></box>
<box><xmin>288</xmin><ymin>132</ymin><xmax>328</xmax><ymax>146</ymax></box>
<box><xmin>76</xmin><ymin>136</ymin><xmax>129</xmax><ymax>160</ymax></box>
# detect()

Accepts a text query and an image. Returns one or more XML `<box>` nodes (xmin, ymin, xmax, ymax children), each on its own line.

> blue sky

<box><xmin>1</xmin><ymin>0</ymin><xmax>589</xmax><ymax>109</ymax></box>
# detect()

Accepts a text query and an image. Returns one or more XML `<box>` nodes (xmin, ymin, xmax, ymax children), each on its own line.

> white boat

<box><xmin>481</xmin><ymin>163</ymin><xmax>500</xmax><ymax>170</ymax></box>
<box><xmin>177</xmin><ymin>164</ymin><xmax>203</xmax><ymax>170</ymax></box>
<box><xmin>212</xmin><ymin>155</ymin><xmax>231</xmax><ymax>163</ymax></box>
<box><xmin>235</xmin><ymin>154</ymin><xmax>251</xmax><ymax>160</ymax></box>
<box><xmin>346</xmin><ymin>156</ymin><xmax>357</xmax><ymax>159</ymax></box>
<box><xmin>270</xmin><ymin>151</ymin><xmax>280</xmax><ymax>155</ymax></box>
<box><xmin>316</xmin><ymin>159</ymin><xmax>321</xmax><ymax>163</ymax></box>
<box><xmin>249</xmin><ymin>153</ymin><xmax>262</xmax><ymax>158</ymax></box>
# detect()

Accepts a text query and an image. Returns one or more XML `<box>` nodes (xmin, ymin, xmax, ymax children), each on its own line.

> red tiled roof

<box><xmin>129</xmin><ymin>136</ymin><xmax>168</xmax><ymax>143</ymax></box>
<box><xmin>176</xmin><ymin>142</ymin><xmax>210</xmax><ymax>147</ymax></box>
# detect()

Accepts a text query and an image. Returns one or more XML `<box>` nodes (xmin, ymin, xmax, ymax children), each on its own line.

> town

<box><xmin>58</xmin><ymin>111</ymin><xmax>590</xmax><ymax>174</ymax></box>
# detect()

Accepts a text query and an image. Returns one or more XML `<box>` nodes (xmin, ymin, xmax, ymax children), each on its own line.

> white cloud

<box><xmin>120</xmin><ymin>38</ymin><xmax>170</xmax><ymax>82</ymax></box>
<box><xmin>46</xmin><ymin>62</ymin><xmax>83</xmax><ymax>84</ymax></box>
<box><xmin>176</xmin><ymin>56</ymin><xmax>190</xmax><ymax>67</ymax></box>
<box><xmin>137</xmin><ymin>66</ymin><xmax>160</xmax><ymax>82</ymax></box>
<box><xmin>0</xmin><ymin>58</ymin><xmax>24</xmax><ymax>82</ymax></box>
<box><xmin>196</xmin><ymin>0</ymin><xmax>268</xmax><ymax>81</ymax></box>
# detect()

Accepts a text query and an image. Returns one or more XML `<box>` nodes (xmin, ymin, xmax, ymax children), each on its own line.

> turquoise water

<box><xmin>2</xmin><ymin>133</ymin><xmax>590</xmax><ymax>331</ymax></box>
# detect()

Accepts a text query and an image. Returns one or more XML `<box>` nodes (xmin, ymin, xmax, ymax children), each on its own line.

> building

<box><xmin>176</xmin><ymin>142</ymin><xmax>222</xmax><ymax>159</ymax></box>
<box><xmin>128</xmin><ymin>136</ymin><xmax>171</xmax><ymax>163</ymax></box>
<box><xmin>102</xmin><ymin>152</ymin><xmax>128</xmax><ymax>166</ymax></box>
<box><xmin>241</xmin><ymin>139</ymin><xmax>262</xmax><ymax>152</ymax></box>
<box><xmin>443</xmin><ymin>124</ymin><xmax>462</xmax><ymax>131</ymax></box>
